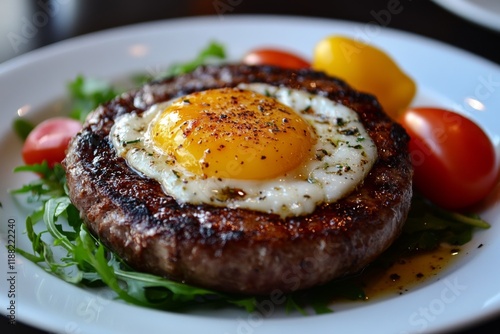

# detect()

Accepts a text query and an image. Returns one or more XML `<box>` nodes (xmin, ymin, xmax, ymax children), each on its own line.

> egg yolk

<box><xmin>150</xmin><ymin>88</ymin><xmax>316</xmax><ymax>180</ymax></box>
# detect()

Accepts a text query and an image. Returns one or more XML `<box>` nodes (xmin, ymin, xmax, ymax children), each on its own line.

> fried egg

<box><xmin>110</xmin><ymin>83</ymin><xmax>377</xmax><ymax>218</ymax></box>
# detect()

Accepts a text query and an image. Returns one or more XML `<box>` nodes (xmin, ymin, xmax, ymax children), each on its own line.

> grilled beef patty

<box><xmin>63</xmin><ymin>64</ymin><xmax>413</xmax><ymax>295</ymax></box>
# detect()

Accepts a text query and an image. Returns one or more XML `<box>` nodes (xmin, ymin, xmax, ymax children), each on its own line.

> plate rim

<box><xmin>432</xmin><ymin>0</ymin><xmax>500</xmax><ymax>32</ymax></box>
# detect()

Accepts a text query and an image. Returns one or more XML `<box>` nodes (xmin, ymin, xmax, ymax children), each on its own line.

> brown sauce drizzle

<box><xmin>344</xmin><ymin>244</ymin><xmax>463</xmax><ymax>301</ymax></box>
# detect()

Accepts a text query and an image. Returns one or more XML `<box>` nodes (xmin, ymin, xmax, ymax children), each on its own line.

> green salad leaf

<box><xmin>13</xmin><ymin>117</ymin><xmax>35</xmax><ymax>141</ymax></box>
<box><xmin>133</xmin><ymin>41</ymin><xmax>226</xmax><ymax>84</ymax></box>
<box><xmin>67</xmin><ymin>75</ymin><xmax>119</xmax><ymax>122</ymax></box>
<box><xmin>165</xmin><ymin>41</ymin><xmax>226</xmax><ymax>77</ymax></box>
<box><xmin>396</xmin><ymin>193</ymin><xmax>489</xmax><ymax>253</ymax></box>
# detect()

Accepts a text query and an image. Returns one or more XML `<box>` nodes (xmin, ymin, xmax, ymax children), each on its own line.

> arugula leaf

<box><xmin>165</xmin><ymin>41</ymin><xmax>226</xmax><ymax>77</ymax></box>
<box><xmin>13</xmin><ymin>117</ymin><xmax>35</xmax><ymax>140</ymax></box>
<box><xmin>67</xmin><ymin>75</ymin><xmax>118</xmax><ymax>122</ymax></box>
<box><xmin>44</xmin><ymin>197</ymin><xmax>76</xmax><ymax>251</ymax></box>
<box><xmin>134</xmin><ymin>41</ymin><xmax>227</xmax><ymax>84</ymax></box>
<box><xmin>74</xmin><ymin>227</ymin><xmax>148</xmax><ymax>305</ymax></box>
<box><xmin>400</xmin><ymin>193</ymin><xmax>489</xmax><ymax>252</ymax></box>
<box><xmin>11</xmin><ymin>162</ymin><xmax>66</xmax><ymax>201</ymax></box>
<box><xmin>285</xmin><ymin>296</ymin><xmax>308</xmax><ymax>315</ymax></box>
<box><xmin>370</xmin><ymin>193</ymin><xmax>491</xmax><ymax>274</ymax></box>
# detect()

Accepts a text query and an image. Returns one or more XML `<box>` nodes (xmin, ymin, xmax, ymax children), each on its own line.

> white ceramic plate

<box><xmin>1</xmin><ymin>15</ymin><xmax>500</xmax><ymax>334</ymax></box>
<box><xmin>432</xmin><ymin>0</ymin><xmax>500</xmax><ymax>32</ymax></box>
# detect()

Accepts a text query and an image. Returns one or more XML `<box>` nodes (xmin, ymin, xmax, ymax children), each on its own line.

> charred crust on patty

<box><xmin>63</xmin><ymin>64</ymin><xmax>413</xmax><ymax>295</ymax></box>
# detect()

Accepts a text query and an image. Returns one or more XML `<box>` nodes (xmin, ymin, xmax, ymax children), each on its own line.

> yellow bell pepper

<box><xmin>312</xmin><ymin>35</ymin><xmax>416</xmax><ymax>119</ymax></box>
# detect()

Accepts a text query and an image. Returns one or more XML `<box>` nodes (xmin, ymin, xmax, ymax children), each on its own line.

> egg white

<box><xmin>110</xmin><ymin>83</ymin><xmax>377</xmax><ymax>218</ymax></box>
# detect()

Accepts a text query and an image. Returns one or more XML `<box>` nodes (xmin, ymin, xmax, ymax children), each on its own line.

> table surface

<box><xmin>1</xmin><ymin>0</ymin><xmax>499</xmax><ymax>333</ymax></box>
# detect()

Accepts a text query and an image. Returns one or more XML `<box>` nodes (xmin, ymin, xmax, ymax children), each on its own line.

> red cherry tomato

<box><xmin>399</xmin><ymin>107</ymin><xmax>498</xmax><ymax>210</ymax></box>
<box><xmin>22</xmin><ymin>117</ymin><xmax>82</xmax><ymax>166</ymax></box>
<box><xmin>242</xmin><ymin>48</ymin><xmax>310</xmax><ymax>69</ymax></box>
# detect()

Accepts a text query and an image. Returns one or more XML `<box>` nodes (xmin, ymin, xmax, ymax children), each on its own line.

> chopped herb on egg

<box><xmin>301</xmin><ymin>105</ymin><xmax>312</xmax><ymax>114</ymax></box>
<box><xmin>326</xmin><ymin>138</ymin><xmax>338</xmax><ymax>148</ymax></box>
<box><xmin>307</xmin><ymin>176</ymin><xmax>317</xmax><ymax>184</ymax></box>
<box><xmin>333</xmin><ymin>164</ymin><xmax>352</xmax><ymax>175</ymax></box>
<box><xmin>314</xmin><ymin>118</ymin><xmax>330</xmax><ymax>125</ymax></box>
<box><xmin>338</xmin><ymin>127</ymin><xmax>361</xmax><ymax>136</ymax></box>
<box><xmin>315</xmin><ymin>149</ymin><xmax>329</xmax><ymax>160</ymax></box>
<box><xmin>123</xmin><ymin>139</ymin><xmax>141</xmax><ymax>145</ymax></box>
<box><xmin>213</xmin><ymin>187</ymin><xmax>247</xmax><ymax>202</ymax></box>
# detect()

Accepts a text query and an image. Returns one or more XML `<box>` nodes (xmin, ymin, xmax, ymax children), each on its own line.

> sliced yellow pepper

<box><xmin>312</xmin><ymin>35</ymin><xmax>416</xmax><ymax>119</ymax></box>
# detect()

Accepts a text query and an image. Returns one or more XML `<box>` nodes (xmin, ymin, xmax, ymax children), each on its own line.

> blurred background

<box><xmin>1</xmin><ymin>0</ymin><xmax>500</xmax><ymax>65</ymax></box>
<box><xmin>1</xmin><ymin>0</ymin><xmax>499</xmax><ymax>333</ymax></box>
